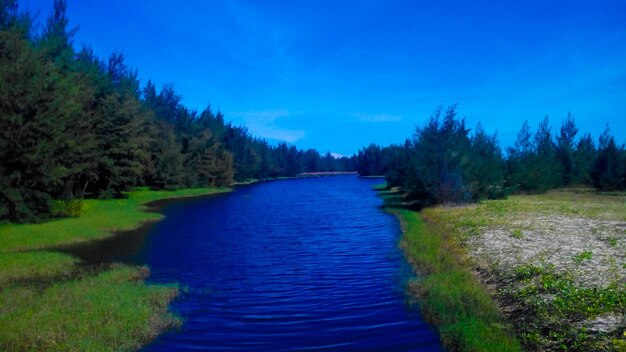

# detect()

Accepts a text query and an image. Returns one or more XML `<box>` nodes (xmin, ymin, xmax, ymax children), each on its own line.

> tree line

<box><xmin>0</xmin><ymin>0</ymin><xmax>354</xmax><ymax>222</ymax></box>
<box><xmin>356</xmin><ymin>105</ymin><xmax>626</xmax><ymax>208</ymax></box>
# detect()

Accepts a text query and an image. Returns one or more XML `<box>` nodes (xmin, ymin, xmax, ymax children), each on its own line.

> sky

<box><xmin>21</xmin><ymin>0</ymin><xmax>626</xmax><ymax>156</ymax></box>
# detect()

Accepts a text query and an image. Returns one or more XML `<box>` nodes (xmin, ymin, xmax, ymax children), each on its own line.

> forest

<box><xmin>0</xmin><ymin>0</ymin><xmax>355</xmax><ymax>222</ymax></box>
<box><xmin>356</xmin><ymin>105</ymin><xmax>626</xmax><ymax>208</ymax></box>
<box><xmin>1</xmin><ymin>0</ymin><xmax>625</xmax><ymax>223</ymax></box>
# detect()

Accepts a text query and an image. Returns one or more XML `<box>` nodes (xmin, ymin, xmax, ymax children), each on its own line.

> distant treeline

<box><xmin>356</xmin><ymin>105</ymin><xmax>626</xmax><ymax>208</ymax></box>
<box><xmin>0</xmin><ymin>1</ymin><xmax>355</xmax><ymax>222</ymax></box>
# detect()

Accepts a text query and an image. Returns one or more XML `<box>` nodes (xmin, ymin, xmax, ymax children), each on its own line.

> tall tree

<box><xmin>0</xmin><ymin>0</ymin><xmax>18</xmax><ymax>30</ymax></box>
<box><xmin>591</xmin><ymin>127</ymin><xmax>625</xmax><ymax>190</ymax></box>
<box><xmin>572</xmin><ymin>133</ymin><xmax>595</xmax><ymax>185</ymax></box>
<box><xmin>530</xmin><ymin>116</ymin><xmax>562</xmax><ymax>191</ymax></box>
<box><xmin>0</xmin><ymin>28</ymin><xmax>73</xmax><ymax>220</ymax></box>
<box><xmin>89</xmin><ymin>53</ymin><xmax>149</xmax><ymax>196</ymax></box>
<box><xmin>38</xmin><ymin>0</ymin><xmax>75</xmax><ymax>65</ymax></box>
<box><xmin>467</xmin><ymin>124</ymin><xmax>505</xmax><ymax>199</ymax></box>
<box><xmin>556</xmin><ymin>113</ymin><xmax>578</xmax><ymax>186</ymax></box>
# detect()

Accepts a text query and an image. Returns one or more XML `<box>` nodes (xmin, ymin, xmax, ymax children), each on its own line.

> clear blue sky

<box><xmin>22</xmin><ymin>0</ymin><xmax>626</xmax><ymax>156</ymax></box>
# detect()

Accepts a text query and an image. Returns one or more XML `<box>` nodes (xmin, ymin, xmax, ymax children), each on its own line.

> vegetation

<box><xmin>413</xmin><ymin>190</ymin><xmax>626</xmax><ymax>351</ymax></box>
<box><xmin>0</xmin><ymin>265</ymin><xmax>179</xmax><ymax>352</ymax></box>
<box><xmin>0</xmin><ymin>0</ymin><xmax>356</xmax><ymax>223</ymax></box>
<box><xmin>379</xmin><ymin>188</ymin><xmax>521</xmax><ymax>351</ymax></box>
<box><xmin>0</xmin><ymin>187</ymin><xmax>229</xmax><ymax>351</ymax></box>
<box><xmin>0</xmin><ymin>187</ymin><xmax>228</xmax><ymax>252</ymax></box>
<box><xmin>358</xmin><ymin>106</ymin><xmax>626</xmax><ymax>207</ymax></box>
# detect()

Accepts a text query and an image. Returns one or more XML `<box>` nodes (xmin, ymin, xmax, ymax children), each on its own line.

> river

<box><xmin>73</xmin><ymin>176</ymin><xmax>442</xmax><ymax>351</ymax></box>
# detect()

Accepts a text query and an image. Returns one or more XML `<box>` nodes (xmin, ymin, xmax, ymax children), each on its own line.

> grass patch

<box><xmin>396</xmin><ymin>209</ymin><xmax>522</xmax><ymax>351</ymax></box>
<box><xmin>0</xmin><ymin>251</ymin><xmax>78</xmax><ymax>287</ymax></box>
<box><xmin>0</xmin><ymin>265</ymin><xmax>180</xmax><ymax>352</ymax></box>
<box><xmin>0</xmin><ymin>187</ymin><xmax>229</xmax><ymax>252</ymax></box>
<box><xmin>0</xmin><ymin>187</ymin><xmax>229</xmax><ymax>351</ymax></box>
<box><xmin>573</xmin><ymin>250</ymin><xmax>593</xmax><ymax>265</ymax></box>
<box><xmin>511</xmin><ymin>229</ymin><xmax>524</xmax><ymax>239</ymax></box>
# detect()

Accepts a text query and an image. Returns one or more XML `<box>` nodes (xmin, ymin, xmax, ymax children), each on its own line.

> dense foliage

<box><xmin>356</xmin><ymin>105</ymin><xmax>625</xmax><ymax>207</ymax></box>
<box><xmin>0</xmin><ymin>1</ymin><xmax>354</xmax><ymax>222</ymax></box>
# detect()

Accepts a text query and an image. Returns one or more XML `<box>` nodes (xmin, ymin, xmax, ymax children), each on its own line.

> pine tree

<box><xmin>506</xmin><ymin>120</ymin><xmax>532</xmax><ymax>192</ymax></box>
<box><xmin>572</xmin><ymin>133</ymin><xmax>595</xmax><ymax>185</ymax></box>
<box><xmin>591</xmin><ymin>127</ymin><xmax>625</xmax><ymax>190</ymax></box>
<box><xmin>556</xmin><ymin>113</ymin><xmax>578</xmax><ymax>186</ymax></box>
<box><xmin>38</xmin><ymin>0</ymin><xmax>76</xmax><ymax>65</ymax></box>
<box><xmin>0</xmin><ymin>27</ymin><xmax>72</xmax><ymax>220</ymax></box>
<box><xmin>529</xmin><ymin>116</ymin><xmax>562</xmax><ymax>191</ymax></box>
<box><xmin>467</xmin><ymin>124</ymin><xmax>505</xmax><ymax>199</ymax></box>
<box><xmin>90</xmin><ymin>53</ymin><xmax>149</xmax><ymax>196</ymax></box>
<box><xmin>0</xmin><ymin>0</ymin><xmax>18</xmax><ymax>30</ymax></box>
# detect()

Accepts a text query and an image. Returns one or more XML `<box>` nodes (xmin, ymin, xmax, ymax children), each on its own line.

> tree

<box><xmin>0</xmin><ymin>28</ymin><xmax>73</xmax><ymax>220</ymax></box>
<box><xmin>402</xmin><ymin>105</ymin><xmax>472</xmax><ymax>206</ymax></box>
<box><xmin>356</xmin><ymin>144</ymin><xmax>386</xmax><ymax>176</ymax></box>
<box><xmin>38</xmin><ymin>0</ymin><xmax>76</xmax><ymax>64</ymax></box>
<box><xmin>591</xmin><ymin>127</ymin><xmax>625</xmax><ymax>191</ymax></box>
<box><xmin>556</xmin><ymin>113</ymin><xmax>578</xmax><ymax>186</ymax></box>
<box><xmin>89</xmin><ymin>53</ymin><xmax>149</xmax><ymax>196</ymax></box>
<box><xmin>572</xmin><ymin>133</ymin><xmax>595</xmax><ymax>185</ymax></box>
<box><xmin>385</xmin><ymin>142</ymin><xmax>411</xmax><ymax>188</ymax></box>
<box><xmin>506</xmin><ymin>120</ymin><xmax>533</xmax><ymax>192</ymax></box>
<box><xmin>467</xmin><ymin>124</ymin><xmax>505</xmax><ymax>199</ymax></box>
<box><xmin>0</xmin><ymin>0</ymin><xmax>18</xmax><ymax>30</ymax></box>
<box><xmin>530</xmin><ymin>116</ymin><xmax>562</xmax><ymax>191</ymax></box>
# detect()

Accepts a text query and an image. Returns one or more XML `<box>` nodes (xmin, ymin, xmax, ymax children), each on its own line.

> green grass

<box><xmin>573</xmin><ymin>250</ymin><xmax>593</xmax><ymax>265</ymax></box>
<box><xmin>511</xmin><ymin>229</ymin><xmax>524</xmax><ymax>239</ymax></box>
<box><xmin>395</xmin><ymin>209</ymin><xmax>522</xmax><ymax>351</ymax></box>
<box><xmin>0</xmin><ymin>187</ymin><xmax>229</xmax><ymax>252</ymax></box>
<box><xmin>0</xmin><ymin>187</ymin><xmax>229</xmax><ymax>351</ymax></box>
<box><xmin>0</xmin><ymin>251</ymin><xmax>78</xmax><ymax>287</ymax></box>
<box><xmin>0</xmin><ymin>265</ymin><xmax>180</xmax><ymax>352</ymax></box>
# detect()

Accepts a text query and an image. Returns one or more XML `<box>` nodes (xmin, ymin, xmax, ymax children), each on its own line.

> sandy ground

<box><xmin>427</xmin><ymin>191</ymin><xmax>626</xmax><ymax>349</ymax></box>
<box><xmin>469</xmin><ymin>215</ymin><xmax>625</xmax><ymax>287</ymax></box>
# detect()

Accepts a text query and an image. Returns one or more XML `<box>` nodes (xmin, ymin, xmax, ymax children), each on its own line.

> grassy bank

<box><xmin>382</xmin><ymin>187</ymin><xmax>625</xmax><ymax>351</ymax></box>
<box><xmin>380</xmin><ymin>185</ymin><xmax>521</xmax><ymax>351</ymax></box>
<box><xmin>0</xmin><ymin>187</ymin><xmax>229</xmax><ymax>351</ymax></box>
<box><xmin>397</xmin><ymin>209</ymin><xmax>521</xmax><ymax>351</ymax></box>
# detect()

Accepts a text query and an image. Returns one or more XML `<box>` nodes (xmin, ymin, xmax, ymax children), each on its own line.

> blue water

<box><xmin>132</xmin><ymin>176</ymin><xmax>441</xmax><ymax>351</ymax></box>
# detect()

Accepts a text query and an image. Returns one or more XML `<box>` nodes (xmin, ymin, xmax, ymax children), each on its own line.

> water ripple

<box><xmin>136</xmin><ymin>176</ymin><xmax>441</xmax><ymax>351</ymax></box>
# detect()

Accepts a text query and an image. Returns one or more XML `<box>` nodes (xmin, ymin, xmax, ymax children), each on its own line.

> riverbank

<box><xmin>377</xmin><ymin>186</ymin><xmax>521</xmax><ymax>351</ymax></box>
<box><xmin>0</xmin><ymin>187</ymin><xmax>230</xmax><ymax>351</ymax></box>
<box><xmin>380</xmin><ymin>186</ymin><xmax>626</xmax><ymax>351</ymax></box>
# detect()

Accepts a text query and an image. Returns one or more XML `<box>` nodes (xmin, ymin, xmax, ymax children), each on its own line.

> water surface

<box><xmin>85</xmin><ymin>176</ymin><xmax>442</xmax><ymax>351</ymax></box>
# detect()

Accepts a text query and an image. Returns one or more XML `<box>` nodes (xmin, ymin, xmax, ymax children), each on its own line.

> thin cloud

<box><xmin>351</xmin><ymin>113</ymin><xmax>402</xmax><ymax>122</ymax></box>
<box><xmin>228</xmin><ymin>110</ymin><xmax>305</xmax><ymax>143</ymax></box>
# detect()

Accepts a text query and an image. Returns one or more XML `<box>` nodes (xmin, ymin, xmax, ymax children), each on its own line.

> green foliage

<box><xmin>356</xmin><ymin>143</ymin><xmax>388</xmax><ymax>176</ymax></box>
<box><xmin>371</xmin><ymin>108</ymin><xmax>623</xmax><ymax>206</ymax></box>
<box><xmin>49</xmin><ymin>198</ymin><xmax>84</xmax><ymax>217</ymax></box>
<box><xmin>573</xmin><ymin>250</ymin><xmax>593</xmax><ymax>265</ymax></box>
<box><xmin>423</xmin><ymin>192</ymin><xmax>626</xmax><ymax>351</ymax></box>
<box><xmin>391</xmin><ymin>105</ymin><xmax>507</xmax><ymax>206</ymax></box>
<box><xmin>573</xmin><ymin>133</ymin><xmax>596</xmax><ymax>185</ymax></box>
<box><xmin>591</xmin><ymin>126</ymin><xmax>626</xmax><ymax>191</ymax></box>
<box><xmin>0</xmin><ymin>26</ymin><xmax>74</xmax><ymax>221</ymax></box>
<box><xmin>511</xmin><ymin>229</ymin><xmax>524</xmax><ymax>239</ymax></box>
<box><xmin>0</xmin><ymin>251</ymin><xmax>77</xmax><ymax>286</ymax></box>
<box><xmin>0</xmin><ymin>188</ymin><xmax>227</xmax><ymax>351</ymax></box>
<box><xmin>556</xmin><ymin>113</ymin><xmax>578</xmax><ymax>186</ymax></box>
<box><xmin>0</xmin><ymin>3</ymin><xmax>356</xmax><ymax>222</ymax></box>
<box><xmin>397</xmin><ymin>209</ymin><xmax>522</xmax><ymax>351</ymax></box>
<box><xmin>508</xmin><ymin>117</ymin><xmax>563</xmax><ymax>193</ymax></box>
<box><xmin>0</xmin><ymin>187</ymin><xmax>229</xmax><ymax>252</ymax></box>
<box><xmin>0</xmin><ymin>265</ymin><xmax>180</xmax><ymax>352</ymax></box>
